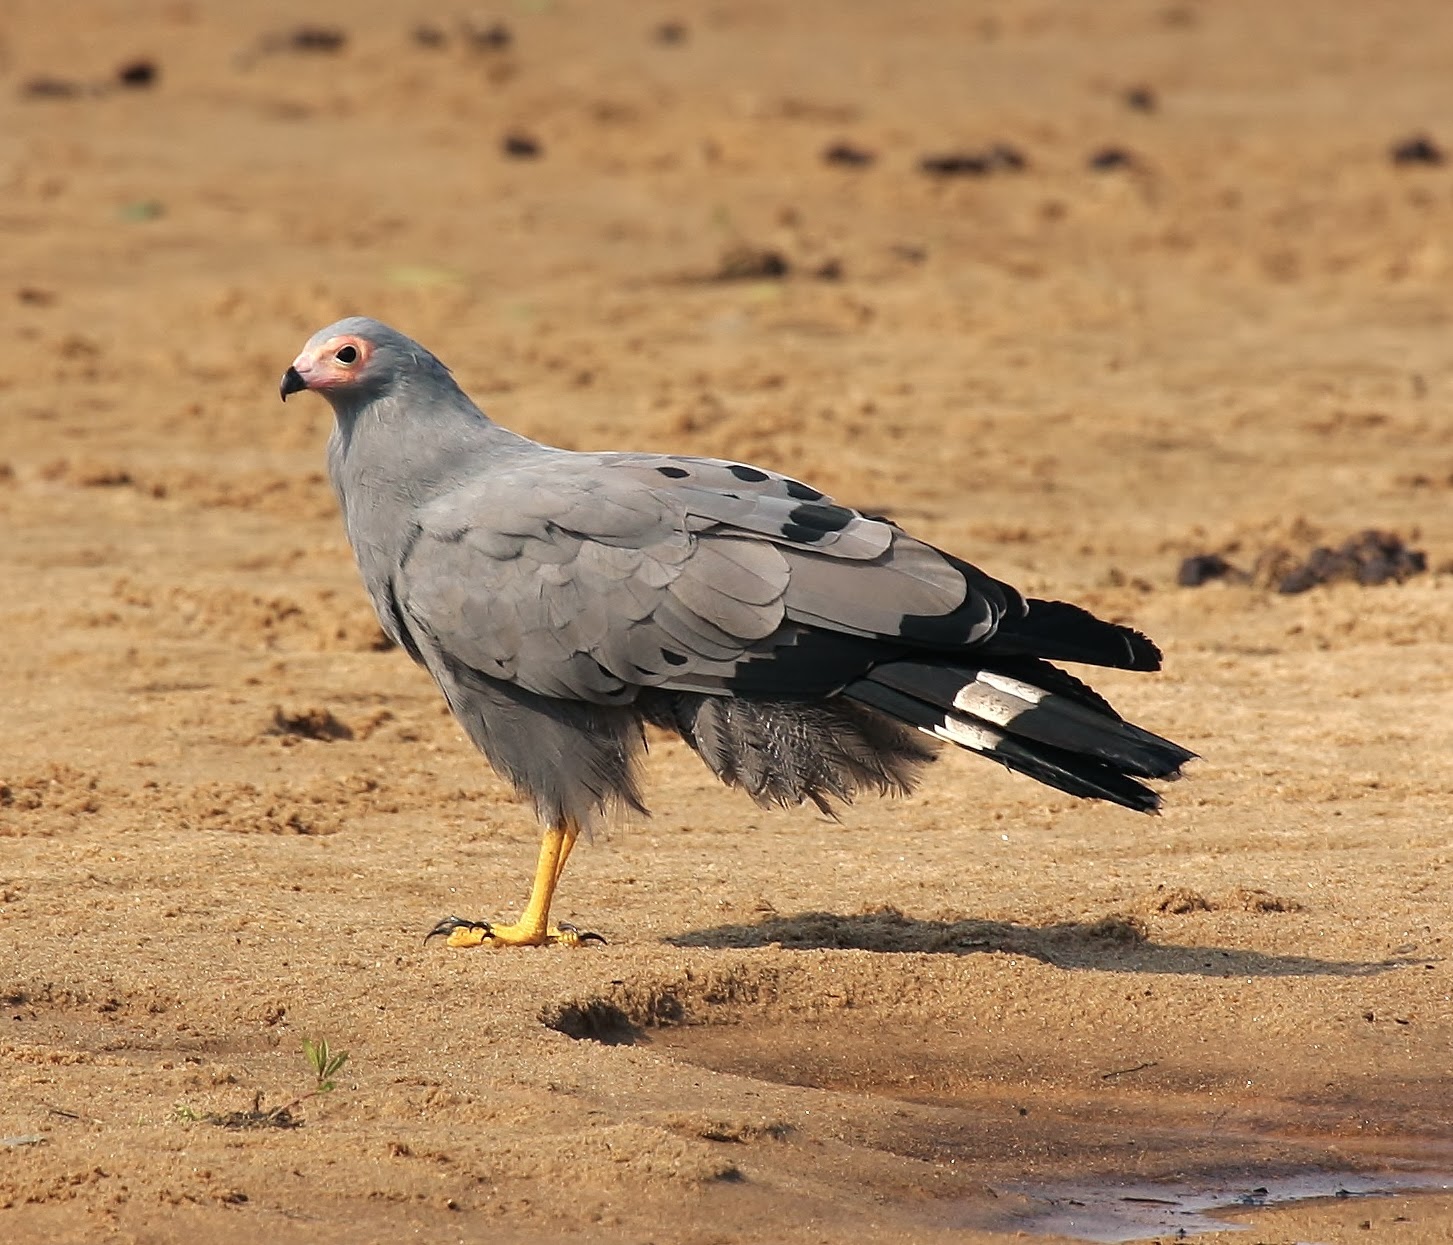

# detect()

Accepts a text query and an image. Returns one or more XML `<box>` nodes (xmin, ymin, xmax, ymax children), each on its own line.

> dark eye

<box><xmin>335</xmin><ymin>344</ymin><xmax>359</xmax><ymax>365</ymax></box>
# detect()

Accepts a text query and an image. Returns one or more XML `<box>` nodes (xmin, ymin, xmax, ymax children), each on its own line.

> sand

<box><xmin>2</xmin><ymin>1</ymin><xmax>1452</xmax><ymax>1241</ymax></box>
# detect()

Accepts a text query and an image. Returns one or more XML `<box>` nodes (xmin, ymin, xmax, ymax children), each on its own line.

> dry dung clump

<box><xmin>1178</xmin><ymin>529</ymin><xmax>1428</xmax><ymax>593</ymax></box>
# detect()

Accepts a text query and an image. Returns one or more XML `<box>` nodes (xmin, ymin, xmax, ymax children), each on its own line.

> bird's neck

<box><xmin>328</xmin><ymin>384</ymin><xmax>531</xmax><ymax>501</ymax></box>
<box><xmin>324</xmin><ymin>387</ymin><xmax>540</xmax><ymax>609</ymax></box>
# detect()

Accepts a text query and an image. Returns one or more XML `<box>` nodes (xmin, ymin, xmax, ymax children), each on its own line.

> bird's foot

<box><xmin>424</xmin><ymin>915</ymin><xmax>606</xmax><ymax>949</ymax></box>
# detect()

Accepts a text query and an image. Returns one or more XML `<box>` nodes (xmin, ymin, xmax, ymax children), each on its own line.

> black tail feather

<box><xmin>984</xmin><ymin>733</ymin><xmax>1168</xmax><ymax>812</ymax></box>
<box><xmin>845</xmin><ymin>658</ymin><xmax>1193</xmax><ymax>814</ymax></box>
<box><xmin>976</xmin><ymin>655</ymin><xmax>1121</xmax><ymax>719</ymax></box>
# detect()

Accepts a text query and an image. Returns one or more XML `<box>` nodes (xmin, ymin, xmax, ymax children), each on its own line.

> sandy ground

<box><xmin>3</xmin><ymin>1</ymin><xmax>1453</xmax><ymax>1241</ymax></box>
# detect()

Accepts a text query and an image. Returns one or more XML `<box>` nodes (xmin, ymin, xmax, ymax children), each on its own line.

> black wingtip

<box><xmin>989</xmin><ymin>599</ymin><xmax>1165</xmax><ymax>671</ymax></box>
<box><xmin>1119</xmin><ymin>625</ymin><xmax>1164</xmax><ymax>672</ymax></box>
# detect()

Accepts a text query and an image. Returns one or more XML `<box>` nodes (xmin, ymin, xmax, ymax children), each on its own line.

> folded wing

<box><xmin>393</xmin><ymin>452</ymin><xmax>1025</xmax><ymax>704</ymax></box>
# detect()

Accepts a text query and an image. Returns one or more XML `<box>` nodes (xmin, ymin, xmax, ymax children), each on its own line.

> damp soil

<box><xmin>984</xmin><ymin>1172</ymin><xmax>1453</xmax><ymax>1243</ymax></box>
<box><xmin>4</xmin><ymin>1</ymin><xmax>1453</xmax><ymax>1242</ymax></box>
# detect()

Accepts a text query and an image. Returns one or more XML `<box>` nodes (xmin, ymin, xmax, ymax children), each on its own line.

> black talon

<box><xmin>425</xmin><ymin>915</ymin><xmax>492</xmax><ymax>944</ymax></box>
<box><xmin>557</xmin><ymin>922</ymin><xmax>608</xmax><ymax>946</ymax></box>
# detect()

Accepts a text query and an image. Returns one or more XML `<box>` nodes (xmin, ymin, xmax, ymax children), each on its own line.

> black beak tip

<box><xmin>279</xmin><ymin>366</ymin><xmax>307</xmax><ymax>402</ymax></box>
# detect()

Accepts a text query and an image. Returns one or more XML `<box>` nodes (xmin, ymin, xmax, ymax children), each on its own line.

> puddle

<box><xmin>979</xmin><ymin>1170</ymin><xmax>1453</xmax><ymax>1242</ymax></box>
<box><xmin>545</xmin><ymin>967</ymin><xmax>1453</xmax><ymax>1241</ymax></box>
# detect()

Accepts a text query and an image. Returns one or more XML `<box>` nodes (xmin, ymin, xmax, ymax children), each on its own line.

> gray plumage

<box><xmin>283</xmin><ymin>317</ymin><xmax>1193</xmax><ymax>835</ymax></box>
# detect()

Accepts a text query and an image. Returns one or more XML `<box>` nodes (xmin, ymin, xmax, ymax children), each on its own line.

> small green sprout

<box><xmin>173</xmin><ymin>1040</ymin><xmax>352</xmax><ymax>1130</ymax></box>
<box><xmin>303</xmin><ymin>1037</ymin><xmax>349</xmax><ymax>1094</ymax></box>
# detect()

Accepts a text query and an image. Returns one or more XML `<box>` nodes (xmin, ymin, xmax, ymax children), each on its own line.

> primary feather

<box><xmin>284</xmin><ymin>316</ymin><xmax>1194</xmax><ymax>830</ymax></box>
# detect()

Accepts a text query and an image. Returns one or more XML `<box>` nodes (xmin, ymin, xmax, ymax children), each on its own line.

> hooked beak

<box><xmin>279</xmin><ymin>365</ymin><xmax>309</xmax><ymax>402</ymax></box>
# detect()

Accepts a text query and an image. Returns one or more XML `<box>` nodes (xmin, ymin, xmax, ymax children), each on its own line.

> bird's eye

<box><xmin>335</xmin><ymin>344</ymin><xmax>359</xmax><ymax>365</ymax></box>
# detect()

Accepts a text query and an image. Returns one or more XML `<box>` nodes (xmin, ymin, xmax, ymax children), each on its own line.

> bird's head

<box><xmin>280</xmin><ymin>317</ymin><xmax>453</xmax><ymax>412</ymax></box>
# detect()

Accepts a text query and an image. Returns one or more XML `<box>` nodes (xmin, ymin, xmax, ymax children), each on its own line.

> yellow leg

<box><xmin>552</xmin><ymin>821</ymin><xmax>579</xmax><ymax>888</ymax></box>
<box><xmin>425</xmin><ymin>821</ymin><xmax>601</xmax><ymax>949</ymax></box>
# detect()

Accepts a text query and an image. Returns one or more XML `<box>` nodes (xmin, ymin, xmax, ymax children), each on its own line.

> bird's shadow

<box><xmin>668</xmin><ymin>908</ymin><xmax>1419</xmax><ymax>978</ymax></box>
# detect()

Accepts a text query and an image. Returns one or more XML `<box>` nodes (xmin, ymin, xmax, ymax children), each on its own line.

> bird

<box><xmin>281</xmin><ymin>317</ymin><xmax>1194</xmax><ymax>948</ymax></box>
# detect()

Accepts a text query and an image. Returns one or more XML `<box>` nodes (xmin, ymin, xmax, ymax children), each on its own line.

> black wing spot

<box><xmin>660</xmin><ymin>648</ymin><xmax>689</xmax><ymax>666</ymax></box>
<box><xmin>593</xmin><ymin>659</ymin><xmax>627</xmax><ymax>692</ymax></box>
<box><xmin>728</xmin><ymin>463</ymin><xmax>771</xmax><ymax>483</ymax></box>
<box><xmin>656</xmin><ymin>465</ymin><xmax>690</xmax><ymax>479</ymax></box>
<box><xmin>784</xmin><ymin>479</ymin><xmax>825</xmax><ymax>501</ymax></box>
<box><xmin>788</xmin><ymin>502</ymin><xmax>855</xmax><ymax>533</ymax></box>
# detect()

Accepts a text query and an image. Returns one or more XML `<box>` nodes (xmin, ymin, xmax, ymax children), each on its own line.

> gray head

<box><xmin>279</xmin><ymin>317</ymin><xmax>458</xmax><ymax>415</ymax></box>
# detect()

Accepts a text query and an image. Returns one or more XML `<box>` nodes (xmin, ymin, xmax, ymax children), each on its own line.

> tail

<box><xmin>844</xmin><ymin>658</ymin><xmax>1195</xmax><ymax>813</ymax></box>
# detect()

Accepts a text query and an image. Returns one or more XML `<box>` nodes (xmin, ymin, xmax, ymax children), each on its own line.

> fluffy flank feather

<box><xmin>640</xmin><ymin>691</ymin><xmax>935</xmax><ymax>815</ymax></box>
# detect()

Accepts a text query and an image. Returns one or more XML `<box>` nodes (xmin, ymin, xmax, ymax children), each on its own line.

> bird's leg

<box><xmin>425</xmin><ymin>820</ymin><xmax>604</xmax><ymax>949</ymax></box>
<box><xmin>552</xmin><ymin>820</ymin><xmax>579</xmax><ymax>887</ymax></box>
